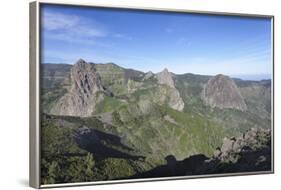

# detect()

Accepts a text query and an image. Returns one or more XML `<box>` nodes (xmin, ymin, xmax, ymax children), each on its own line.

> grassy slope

<box><xmin>41</xmin><ymin>98</ymin><xmax>228</xmax><ymax>184</ymax></box>
<box><xmin>94</xmin><ymin>95</ymin><xmax>126</xmax><ymax>114</ymax></box>
<box><xmin>41</xmin><ymin>114</ymin><xmax>140</xmax><ymax>184</ymax></box>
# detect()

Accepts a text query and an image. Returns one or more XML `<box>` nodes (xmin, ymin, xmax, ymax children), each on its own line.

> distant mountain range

<box><xmin>40</xmin><ymin>59</ymin><xmax>272</xmax><ymax>184</ymax></box>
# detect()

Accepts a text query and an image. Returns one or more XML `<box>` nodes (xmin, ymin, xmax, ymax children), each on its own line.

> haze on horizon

<box><xmin>41</xmin><ymin>4</ymin><xmax>272</xmax><ymax>81</ymax></box>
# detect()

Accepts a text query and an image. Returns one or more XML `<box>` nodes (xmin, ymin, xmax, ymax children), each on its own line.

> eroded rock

<box><xmin>50</xmin><ymin>59</ymin><xmax>108</xmax><ymax>117</ymax></box>
<box><xmin>202</xmin><ymin>74</ymin><xmax>247</xmax><ymax>111</ymax></box>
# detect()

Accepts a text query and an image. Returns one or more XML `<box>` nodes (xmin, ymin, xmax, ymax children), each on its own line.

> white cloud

<box><xmin>42</xmin><ymin>12</ymin><xmax>79</xmax><ymax>30</ymax></box>
<box><xmin>42</xmin><ymin>11</ymin><xmax>133</xmax><ymax>47</ymax></box>
<box><xmin>42</xmin><ymin>11</ymin><xmax>107</xmax><ymax>44</ymax></box>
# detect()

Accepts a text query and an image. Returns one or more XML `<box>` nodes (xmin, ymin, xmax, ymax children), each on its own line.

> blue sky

<box><xmin>41</xmin><ymin>4</ymin><xmax>272</xmax><ymax>80</ymax></box>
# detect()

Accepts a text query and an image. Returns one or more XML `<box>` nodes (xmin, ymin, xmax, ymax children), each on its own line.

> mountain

<box><xmin>202</xmin><ymin>74</ymin><xmax>247</xmax><ymax>111</ymax></box>
<box><xmin>143</xmin><ymin>71</ymin><xmax>154</xmax><ymax>80</ymax></box>
<box><xmin>40</xmin><ymin>59</ymin><xmax>272</xmax><ymax>184</ymax></box>
<box><xmin>156</xmin><ymin>68</ymin><xmax>184</xmax><ymax>111</ymax></box>
<box><xmin>50</xmin><ymin>59</ymin><xmax>109</xmax><ymax>117</ymax></box>
<box><xmin>156</xmin><ymin>68</ymin><xmax>175</xmax><ymax>88</ymax></box>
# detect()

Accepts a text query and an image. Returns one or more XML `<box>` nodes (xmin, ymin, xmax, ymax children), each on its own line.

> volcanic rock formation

<box><xmin>143</xmin><ymin>71</ymin><xmax>154</xmax><ymax>80</ymax></box>
<box><xmin>202</xmin><ymin>74</ymin><xmax>247</xmax><ymax>111</ymax></box>
<box><xmin>156</xmin><ymin>68</ymin><xmax>175</xmax><ymax>88</ymax></box>
<box><xmin>195</xmin><ymin>128</ymin><xmax>271</xmax><ymax>174</ymax></box>
<box><xmin>50</xmin><ymin>59</ymin><xmax>108</xmax><ymax>117</ymax></box>
<box><xmin>156</xmin><ymin>68</ymin><xmax>184</xmax><ymax>111</ymax></box>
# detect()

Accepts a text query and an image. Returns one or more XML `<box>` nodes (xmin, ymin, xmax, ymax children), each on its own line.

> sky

<box><xmin>41</xmin><ymin>4</ymin><xmax>272</xmax><ymax>80</ymax></box>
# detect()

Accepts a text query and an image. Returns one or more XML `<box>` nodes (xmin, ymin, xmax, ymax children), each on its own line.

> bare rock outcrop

<box><xmin>156</xmin><ymin>68</ymin><xmax>175</xmax><ymax>88</ymax></box>
<box><xmin>156</xmin><ymin>68</ymin><xmax>184</xmax><ymax>111</ymax></box>
<box><xmin>50</xmin><ymin>59</ymin><xmax>107</xmax><ymax>117</ymax></box>
<box><xmin>168</xmin><ymin>89</ymin><xmax>184</xmax><ymax>111</ymax></box>
<box><xmin>202</xmin><ymin>74</ymin><xmax>247</xmax><ymax>111</ymax></box>
<box><xmin>143</xmin><ymin>71</ymin><xmax>154</xmax><ymax>80</ymax></box>
<box><xmin>193</xmin><ymin>128</ymin><xmax>271</xmax><ymax>174</ymax></box>
<box><xmin>212</xmin><ymin>128</ymin><xmax>271</xmax><ymax>163</ymax></box>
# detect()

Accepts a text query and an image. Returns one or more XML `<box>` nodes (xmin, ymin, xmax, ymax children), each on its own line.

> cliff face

<box><xmin>156</xmin><ymin>69</ymin><xmax>184</xmax><ymax>111</ymax></box>
<box><xmin>50</xmin><ymin>59</ymin><xmax>107</xmax><ymax>117</ymax></box>
<box><xmin>156</xmin><ymin>68</ymin><xmax>176</xmax><ymax>88</ymax></box>
<box><xmin>195</xmin><ymin>128</ymin><xmax>271</xmax><ymax>174</ymax></box>
<box><xmin>202</xmin><ymin>74</ymin><xmax>247</xmax><ymax>111</ymax></box>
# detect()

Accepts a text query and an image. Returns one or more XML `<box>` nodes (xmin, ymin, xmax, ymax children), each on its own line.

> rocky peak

<box><xmin>163</xmin><ymin>68</ymin><xmax>169</xmax><ymax>73</ymax></box>
<box><xmin>212</xmin><ymin>128</ymin><xmax>271</xmax><ymax>162</ymax></box>
<box><xmin>71</xmin><ymin>58</ymin><xmax>104</xmax><ymax>96</ymax></box>
<box><xmin>195</xmin><ymin>128</ymin><xmax>271</xmax><ymax>174</ymax></box>
<box><xmin>143</xmin><ymin>71</ymin><xmax>154</xmax><ymax>80</ymax></box>
<box><xmin>50</xmin><ymin>59</ymin><xmax>106</xmax><ymax>117</ymax></box>
<box><xmin>156</xmin><ymin>68</ymin><xmax>184</xmax><ymax>111</ymax></box>
<box><xmin>202</xmin><ymin>74</ymin><xmax>247</xmax><ymax>111</ymax></box>
<box><xmin>156</xmin><ymin>68</ymin><xmax>175</xmax><ymax>88</ymax></box>
<box><xmin>75</xmin><ymin>58</ymin><xmax>87</xmax><ymax>66</ymax></box>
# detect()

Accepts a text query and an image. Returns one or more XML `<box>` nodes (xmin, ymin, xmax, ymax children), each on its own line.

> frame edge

<box><xmin>30</xmin><ymin>1</ymin><xmax>40</xmax><ymax>189</ymax></box>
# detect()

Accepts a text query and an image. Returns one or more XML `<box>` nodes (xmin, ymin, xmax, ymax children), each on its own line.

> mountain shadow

<box><xmin>130</xmin><ymin>154</ymin><xmax>208</xmax><ymax>179</ymax></box>
<box><xmin>74</xmin><ymin>126</ymin><xmax>145</xmax><ymax>161</ymax></box>
<box><xmin>129</xmin><ymin>128</ymin><xmax>271</xmax><ymax>179</ymax></box>
<box><xmin>130</xmin><ymin>145</ymin><xmax>271</xmax><ymax>179</ymax></box>
<box><xmin>196</xmin><ymin>142</ymin><xmax>272</xmax><ymax>175</ymax></box>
